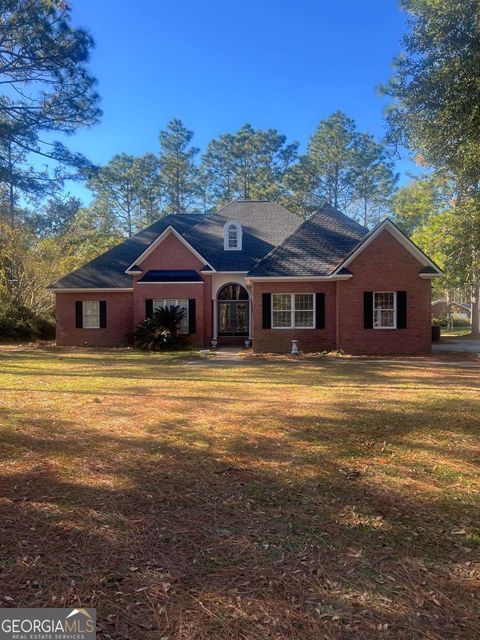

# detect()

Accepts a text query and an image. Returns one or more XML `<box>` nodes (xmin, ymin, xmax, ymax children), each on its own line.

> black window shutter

<box><xmin>99</xmin><ymin>301</ymin><xmax>107</xmax><ymax>328</ymax></box>
<box><xmin>188</xmin><ymin>299</ymin><xmax>196</xmax><ymax>334</ymax></box>
<box><xmin>145</xmin><ymin>299</ymin><xmax>153</xmax><ymax>319</ymax></box>
<box><xmin>397</xmin><ymin>291</ymin><xmax>407</xmax><ymax>329</ymax></box>
<box><xmin>315</xmin><ymin>293</ymin><xmax>325</xmax><ymax>329</ymax></box>
<box><xmin>262</xmin><ymin>293</ymin><xmax>271</xmax><ymax>329</ymax></box>
<box><xmin>75</xmin><ymin>301</ymin><xmax>83</xmax><ymax>328</ymax></box>
<box><xmin>364</xmin><ymin>292</ymin><xmax>373</xmax><ymax>329</ymax></box>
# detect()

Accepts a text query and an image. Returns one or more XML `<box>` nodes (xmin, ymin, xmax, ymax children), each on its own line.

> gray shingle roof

<box><xmin>181</xmin><ymin>201</ymin><xmax>302</xmax><ymax>272</ymax></box>
<box><xmin>50</xmin><ymin>201</ymin><xmax>375</xmax><ymax>289</ymax></box>
<box><xmin>49</xmin><ymin>201</ymin><xmax>302</xmax><ymax>289</ymax></box>
<box><xmin>49</xmin><ymin>214</ymin><xmax>203</xmax><ymax>289</ymax></box>
<box><xmin>247</xmin><ymin>204</ymin><xmax>368</xmax><ymax>277</ymax></box>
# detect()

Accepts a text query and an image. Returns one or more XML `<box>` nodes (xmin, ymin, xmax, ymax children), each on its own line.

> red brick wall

<box><xmin>133</xmin><ymin>282</ymin><xmax>206</xmax><ymax>347</ymax></box>
<box><xmin>56</xmin><ymin>233</ymin><xmax>212</xmax><ymax>348</ymax></box>
<box><xmin>55</xmin><ymin>227</ymin><xmax>432</xmax><ymax>354</ymax></box>
<box><xmin>138</xmin><ymin>232</ymin><xmax>205</xmax><ymax>272</ymax></box>
<box><xmin>55</xmin><ymin>292</ymin><xmax>134</xmax><ymax>347</ymax></box>
<box><xmin>252</xmin><ymin>281</ymin><xmax>337</xmax><ymax>353</ymax></box>
<box><xmin>337</xmin><ymin>229</ymin><xmax>432</xmax><ymax>355</ymax></box>
<box><xmin>132</xmin><ymin>232</ymin><xmax>208</xmax><ymax>348</ymax></box>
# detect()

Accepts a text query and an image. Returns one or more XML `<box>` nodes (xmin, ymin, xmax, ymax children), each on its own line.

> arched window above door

<box><xmin>223</xmin><ymin>221</ymin><xmax>242</xmax><ymax>250</ymax></box>
<box><xmin>217</xmin><ymin>283</ymin><xmax>249</xmax><ymax>300</ymax></box>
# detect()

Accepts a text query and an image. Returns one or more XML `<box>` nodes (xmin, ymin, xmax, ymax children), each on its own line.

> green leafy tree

<box><xmin>88</xmin><ymin>153</ymin><xmax>161</xmax><ymax>237</ymax></box>
<box><xmin>383</xmin><ymin>0</ymin><xmax>479</xmax><ymax>189</ymax></box>
<box><xmin>65</xmin><ymin>204</ymin><xmax>122</xmax><ymax>264</ymax></box>
<box><xmin>392</xmin><ymin>176</ymin><xmax>445</xmax><ymax>236</ymax></box>
<box><xmin>0</xmin><ymin>0</ymin><xmax>101</xmax><ymax>220</ymax></box>
<box><xmin>26</xmin><ymin>196</ymin><xmax>82</xmax><ymax>237</ymax></box>
<box><xmin>158</xmin><ymin>119</ymin><xmax>199</xmax><ymax>214</ymax></box>
<box><xmin>444</xmin><ymin>195</ymin><xmax>480</xmax><ymax>335</ymax></box>
<box><xmin>383</xmin><ymin>0</ymin><xmax>480</xmax><ymax>335</ymax></box>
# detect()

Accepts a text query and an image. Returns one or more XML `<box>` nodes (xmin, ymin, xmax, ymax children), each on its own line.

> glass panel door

<box><xmin>235</xmin><ymin>302</ymin><xmax>249</xmax><ymax>335</ymax></box>
<box><xmin>218</xmin><ymin>301</ymin><xmax>249</xmax><ymax>336</ymax></box>
<box><xmin>219</xmin><ymin>302</ymin><xmax>233</xmax><ymax>334</ymax></box>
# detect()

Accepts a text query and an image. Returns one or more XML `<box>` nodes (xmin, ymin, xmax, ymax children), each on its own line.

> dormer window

<box><xmin>224</xmin><ymin>221</ymin><xmax>242</xmax><ymax>251</ymax></box>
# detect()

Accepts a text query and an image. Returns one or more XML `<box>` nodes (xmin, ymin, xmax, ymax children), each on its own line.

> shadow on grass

<box><xmin>0</xmin><ymin>348</ymin><xmax>479</xmax><ymax>639</ymax></box>
<box><xmin>1</xmin><ymin>413</ymin><xmax>479</xmax><ymax>638</ymax></box>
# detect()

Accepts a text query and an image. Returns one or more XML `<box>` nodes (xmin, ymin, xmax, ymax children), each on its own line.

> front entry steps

<box><xmin>214</xmin><ymin>346</ymin><xmax>250</xmax><ymax>358</ymax></box>
<box><xmin>195</xmin><ymin>345</ymin><xmax>252</xmax><ymax>362</ymax></box>
<box><xmin>216</xmin><ymin>336</ymin><xmax>247</xmax><ymax>347</ymax></box>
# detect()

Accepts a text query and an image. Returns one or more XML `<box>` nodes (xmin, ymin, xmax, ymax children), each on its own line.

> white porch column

<box><xmin>213</xmin><ymin>299</ymin><xmax>218</xmax><ymax>340</ymax></box>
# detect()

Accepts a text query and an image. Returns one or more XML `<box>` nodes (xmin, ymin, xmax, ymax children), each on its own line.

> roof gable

<box><xmin>49</xmin><ymin>214</ymin><xmax>203</xmax><ymax>290</ymax></box>
<box><xmin>332</xmin><ymin>219</ymin><xmax>443</xmax><ymax>276</ymax></box>
<box><xmin>125</xmin><ymin>226</ymin><xmax>214</xmax><ymax>273</ymax></box>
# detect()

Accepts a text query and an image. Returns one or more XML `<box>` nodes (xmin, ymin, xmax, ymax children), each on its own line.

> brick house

<box><xmin>49</xmin><ymin>200</ymin><xmax>442</xmax><ymax>354</ymax></box>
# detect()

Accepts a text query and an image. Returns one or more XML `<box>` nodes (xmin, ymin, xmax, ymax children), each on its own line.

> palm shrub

<box><xmin>134</xmin><ymin>304</ymin><xmax>187</xmax><ymax>350</ymax></box>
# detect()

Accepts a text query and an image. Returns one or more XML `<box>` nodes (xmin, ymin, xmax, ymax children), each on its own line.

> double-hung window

<box><xmin>373</xmin><ymin>292</ymin><xmax>396</xmax><ymax>329</ymax></box>
<box><xmin>227</xmin><ymin>226</ymin><xmax>238</xmax><ymax>248</ymax></box>
<box><xmin>272</xmin><ymin>293</ymin><xmax>314</xmax><ymax>329</ymax></box>
<box><xmin>154</xmin><ymin>298</ymin><xmax>189</xmax><ymax>334</ymax></box>
<box><xmin>82</xmin><ymin>300</ymin><xmax>100</xmax><ymax>329</ymax></box>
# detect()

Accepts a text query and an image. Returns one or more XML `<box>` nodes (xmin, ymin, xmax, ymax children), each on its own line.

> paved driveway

<box><xmin>433</xmin><ymin>338</ymin><xmax>480</xmax><ymax>354</ymax></box>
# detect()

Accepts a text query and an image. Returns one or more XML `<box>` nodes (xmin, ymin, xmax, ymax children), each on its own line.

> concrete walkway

<box><xmin>433</xmin><ymin>338</ymin><xmax>480</xmax><ymax>354</ymax></box>
<box><xmin>185</xmin><ymin>346</ymin><xmax>251</xmax><ymax>366</ymax></box>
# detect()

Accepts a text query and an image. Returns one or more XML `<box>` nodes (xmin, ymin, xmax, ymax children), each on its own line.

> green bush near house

<box><xmin>134</xmin><ymin>304</ymin><xmax>187</xmax><ymax>351</ymax></box>
<box><xmin>0</xmin><ymin>303</ymin><xmax>55</xmax><ymax>340</ymax></box>
<box><xmin>432</xmin><ymin>315</ymin><xmax>471</xmax><ymax>328</ymax></box>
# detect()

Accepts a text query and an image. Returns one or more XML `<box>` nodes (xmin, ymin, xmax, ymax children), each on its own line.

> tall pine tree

<box><xmin>158</xmin><ymin>119</ymin><xmax>199</xmax><ymax>214</ymax></box>
<box><xmin>0</xmin><ymin>0</ymin><xmax>101</xmax><ymax>221</ymax></box>
<box><xmin>200</xmin><ymin>124</ymin><xmax>298</xmax><ymax>209</ymax></box>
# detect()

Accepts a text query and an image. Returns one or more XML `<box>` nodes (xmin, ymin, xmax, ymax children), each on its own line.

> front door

<box><xmin>218</xmin><ymin>301</ymin><xmax>249</xmax><ymax>336</ymax></box>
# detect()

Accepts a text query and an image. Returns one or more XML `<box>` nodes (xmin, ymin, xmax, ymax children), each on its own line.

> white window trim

<box><xmin>373</xmin><ymin>291</ymin><xmax>397</xmax><ymax>330</ymax></box>
<box><xmin>153</xmin><ymin>298</ymin><xmax>189</xmax><ymax>334</ymax></box>
<box><xmin>82</xmin><ymin>300</ymin><xmax>100</xmax><ymax>329</ymax></box>
<box><xmin>223</xmin><ymin>220</ymin><xmax>242</xmax><ymax>251</ymax></box>
<box><xmin>271</xmin><ymin>293</ymin><xmax>316</xmax><ymax>330</ymax></box>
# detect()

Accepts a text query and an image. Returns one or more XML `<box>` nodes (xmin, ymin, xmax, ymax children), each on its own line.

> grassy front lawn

<box><xmin>0</xmin><ymin>347</ymin><xmax>479</xmax><ymax>639</ymax></box>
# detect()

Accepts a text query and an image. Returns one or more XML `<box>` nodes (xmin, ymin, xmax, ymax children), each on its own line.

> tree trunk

<box><xmin>333</xmin><ymin>164</ymin><xmax>339</xmax><ymax>209</ymax></box>
<box><xmin>471</xmin><ymin>283</ymin><xmax>480</xmax><ymax>338</ymax></box>
<box><xmin>446</xmin><ymin>289</ymin><xmax>453</xmax><ymax>331</ymax></box>
<box><xmin>7</xmin><ymin>140</ymin><xmax>15</xmax><ymax>225</ymax></box>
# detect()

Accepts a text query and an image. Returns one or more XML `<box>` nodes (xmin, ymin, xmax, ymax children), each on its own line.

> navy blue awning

<box><xmin>138</xmin><ymin>270</ymin><xmax>203</xmax><ymax>283</ymax></box>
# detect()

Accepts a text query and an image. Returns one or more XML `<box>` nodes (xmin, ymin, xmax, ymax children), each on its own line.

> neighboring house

<box><xmin>432</xmin><ymin>299</ymin><xmax>471</xmax><ymax>321</ymax></box>
<box><xmin>48</xmin><ymin>200</ymin><xmax>442</xmax><ymax>354</ymax></box>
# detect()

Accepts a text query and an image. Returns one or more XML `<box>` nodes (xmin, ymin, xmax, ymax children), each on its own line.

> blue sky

<box><xmin>64</xmin><ymin>0</ymin><xmax>415</xmax><ymax>202</ymax></box>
